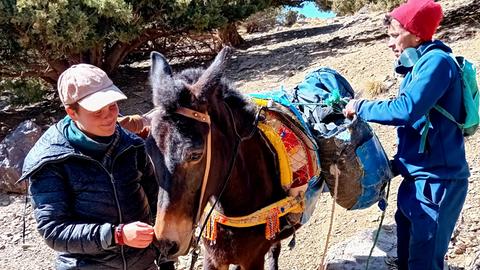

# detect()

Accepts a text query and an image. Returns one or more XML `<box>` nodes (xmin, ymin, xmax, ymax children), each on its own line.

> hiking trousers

<box><xmin>395</xmin><ymin>178</ymin><xmax>468</xmax><ymax>270</ymax></box>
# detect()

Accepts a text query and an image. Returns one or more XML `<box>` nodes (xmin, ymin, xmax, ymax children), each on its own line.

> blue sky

<box><xmin>285</xmin><ymin>2</ymin><xmax>336</xmax><ymax>19</ymax></box>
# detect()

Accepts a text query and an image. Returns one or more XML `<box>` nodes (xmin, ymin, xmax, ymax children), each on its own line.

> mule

<box><xmin>146</xmin><ymin>47</ymin><xmax>301</xmax><ymax>270</ymax></box>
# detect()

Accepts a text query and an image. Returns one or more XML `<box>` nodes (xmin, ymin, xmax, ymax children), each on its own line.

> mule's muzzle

<box><xmin>154</xmin><ymin>239</ymin><xmax>180</xmax><ymax>262</ymax></box>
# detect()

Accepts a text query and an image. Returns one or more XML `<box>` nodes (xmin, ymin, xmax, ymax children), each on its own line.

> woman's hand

<box><xmin>119</xmin><ymin>221</ymin><xmax>155</xmax><ymax>248</ymax></box>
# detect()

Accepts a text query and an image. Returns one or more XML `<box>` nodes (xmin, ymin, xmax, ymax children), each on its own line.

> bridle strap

<box><xmin>176</xmin><ymin>107</ymin><xmax>210</xmax><ymax>124</ymax></box>
<box><xmin>175</xmin><ymin>107</ymin><xmax>211</xmax><ymax>224</ymax></box>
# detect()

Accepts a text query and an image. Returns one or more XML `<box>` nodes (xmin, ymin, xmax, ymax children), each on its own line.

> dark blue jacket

<box><xmin>356</xmin><ymin>40</ymin><xmax>470</xmax><ymax>180</ymax></box>
<box><xmin>20</xmin><ymin>119</ymin><xmax>159</xmax><ymax>270</ymax></box>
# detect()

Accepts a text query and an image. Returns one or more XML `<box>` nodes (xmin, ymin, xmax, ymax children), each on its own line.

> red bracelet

<box><xmin>115</xmin><ymin>224</ymin><xmax>125</xmax><ymax>245</ymax></box>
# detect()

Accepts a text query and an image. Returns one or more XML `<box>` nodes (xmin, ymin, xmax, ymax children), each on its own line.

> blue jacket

<box><xmin>356</xmin><ymin>40</ymin><xmax>470</xmax><ymax>180</ymax></box>
<box><xmin>20</xmin><ymin>119</ymin><xmax>159</xmax><ymax>270</ymax></box>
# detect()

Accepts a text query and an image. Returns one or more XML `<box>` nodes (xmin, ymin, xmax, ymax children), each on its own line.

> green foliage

<box><xmin>243</xmin><ymin>7</ymin><xmax>281</xmax><ymax>33</ymax></box>
<box><xmin>11</xmin><ymin>0</ymin><xmax>147</xmax><ymax>57</ymax></box>
<box><xmin>0</xmin><ymin>0</ymin><xmax>28</xmax><ymax>70</ymax></box>
<box><xmin>1</xmin><ymin>0</ymin><xmax>305</xmax><ymax>82</ymax></box>
<box><xmin>315</xmin><ymin>0</ymin><xmax>403</xmax><ymax>15</ymax></box>
<box><xmin>282</xmin><ymin>10</ymin><xmax>298</xmax><ymax>27</ymax></box>
<box><xmin>373</xmin><ymin>0</ymin><xmax>404</xmax><ymax>11</ymax></box>
<box><xmin>0</xmin><ymin>78</ymin><xmax>51</xmax><ymax>106</ymax></box>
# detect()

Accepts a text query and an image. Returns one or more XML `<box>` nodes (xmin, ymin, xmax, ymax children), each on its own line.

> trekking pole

<box><xmin>365</xmin><ymin>180</ymin><xmax>391</xmax><ymax>270</ymax></box>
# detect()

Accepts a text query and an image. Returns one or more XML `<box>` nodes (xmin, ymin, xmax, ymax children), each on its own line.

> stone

<box><xmin>468</xmin><ymin>248</ymin><xmax>480</xmax><ymax>270</ymax></box>
<box><xmin>0</xmin><ymin>120</ymin><xmax>42</xmax><ymax>194</ymax></box>
<box><xmin>325</xmin><ymin>224</ymin><xmax>397</xmax><ymax>270</ymax></box>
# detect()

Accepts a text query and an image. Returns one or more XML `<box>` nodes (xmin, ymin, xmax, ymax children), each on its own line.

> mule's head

<box><xmin>146</xmin><ymin>47</ymin><xmax>255</xmax><ymax>259</ymax></box>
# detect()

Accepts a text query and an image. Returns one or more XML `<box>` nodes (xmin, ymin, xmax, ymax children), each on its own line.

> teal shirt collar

<box><xmin>62</xmin><ymin>116</ymin><xmax>114</xmax><ymax>157</ymax></box>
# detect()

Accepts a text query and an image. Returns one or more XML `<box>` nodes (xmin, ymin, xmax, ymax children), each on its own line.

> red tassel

<box><xmin>265</xmin><ymin>208</ymin><xmax>281</xmax><ymax>240</ymax></box>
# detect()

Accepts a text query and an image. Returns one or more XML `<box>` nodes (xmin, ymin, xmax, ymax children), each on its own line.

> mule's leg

<box><xmin>203</xmin><ymin>252</ymin><xmax>229</xmax><ymax>270</ymax></box>
<box><xmin>158</xmin><ymin>261</ymin><xmax>175</xmax><ymax>270</ymax></box>
<box><xmin>265</xmin><ymin>242</ymin><xmax>281</xmax><ymax>270</ymax></box>
<box><xmin>239</xmin><ymin>249</ymin><xmax>271</xmax><ymax>270</ymax></box>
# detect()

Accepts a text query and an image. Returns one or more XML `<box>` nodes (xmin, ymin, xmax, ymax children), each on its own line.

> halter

<box><xmin>175</xmin><ymin>107</ymin><xmax>212</xmax><ymax>225</ymax></box>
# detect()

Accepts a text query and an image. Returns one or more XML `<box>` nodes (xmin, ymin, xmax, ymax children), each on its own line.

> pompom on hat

<box><xmin>390</xmin><ymin>0</ymin><xmax>443</xmax><ymax>41</ymax></box>
<box><xmin>58</xmin><ymin>64</ymin><xmax>127</xmax><ymax>112</ymax></box>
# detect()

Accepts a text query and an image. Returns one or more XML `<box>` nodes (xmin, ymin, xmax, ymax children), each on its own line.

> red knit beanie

<box><xmin>390</xmin><ymin>0</ymin><xmax>443</xmax><ymax>41</ymax></box>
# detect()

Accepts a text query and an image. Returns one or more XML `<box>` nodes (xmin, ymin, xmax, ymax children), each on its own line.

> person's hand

<box><xmin>343</xmin><ymin>99</ymin><xmax>358</xmax><ymax>119</ymax></box>
<box><xmin>142</xmin><ymin>109</ymin><xmax>156</xmax><ymax>127</ymax></box>
<box><xmin>121</xmin><ymin>221</ymin><xmax>155</xmax><ymax>248</ymax></box>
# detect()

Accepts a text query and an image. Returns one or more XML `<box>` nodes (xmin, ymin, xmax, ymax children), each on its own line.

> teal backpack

<box><xmin>420</xmin><ymin>55</ymin><xmax>480</xmax><ymax>153</ymax></box>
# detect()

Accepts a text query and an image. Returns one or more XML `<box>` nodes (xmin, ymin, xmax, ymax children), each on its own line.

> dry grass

<box><xmin>362</xmin><ymin>79</ymin><xmax>387</xmax><ymax>98</ymax></box>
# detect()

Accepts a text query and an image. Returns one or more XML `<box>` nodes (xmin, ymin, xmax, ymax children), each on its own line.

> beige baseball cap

<box><xmin>57</xmin><ymin>63</ymin><xmax>127</xmax><ymax>112</ymax></box>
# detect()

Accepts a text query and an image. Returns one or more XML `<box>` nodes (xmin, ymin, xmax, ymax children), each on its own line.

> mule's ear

<box><xmin>191</xmin><ymin>46</ymin><xmax>233</xmax><ymax>99</ymax></box>
<box><xmin>150</xmin><ymin>51</ymin><xmax>172</xmax><ymax>76</ymax></box>
<box><xmin>150</xmin><ymin>51</ymin><xmax>174</xmax><ymax>107</ymax></box>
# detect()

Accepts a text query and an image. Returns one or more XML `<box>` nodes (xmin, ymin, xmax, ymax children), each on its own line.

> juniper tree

<box><xmin>1</xmin><ymin>0</ymin><xmax>305</xmax><ymax>83</ymax></box>
<box><xmin>315</xmin><ymin>0</ymin><xmax>403</xmax><ymax>15</ymax></box>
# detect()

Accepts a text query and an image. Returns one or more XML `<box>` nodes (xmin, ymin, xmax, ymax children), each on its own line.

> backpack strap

<box><xmin>419</xmin><ymin>115</ymin><xmax>430</xmax><ymax>153</ymax></box>
<box><xmin>418</xmin><ymin>53</ymin><xmax>464</xmax><ymax>153</ymax></box>
<box><xmin>433</xmin><ymin>105</ymin><xmax>464</xmax><ymax>129</ymax></box>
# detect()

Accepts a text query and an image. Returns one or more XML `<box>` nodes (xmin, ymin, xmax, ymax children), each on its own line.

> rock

<box><xmin>454</xmin><ymin>242</ymin><xmax>467</xmax><ymax>255</ymax></box>
<box><xmin>468</xmin><ymin>248</ymin><xmax>480</xmax><ymax>270</ymax></box>
<box><xmin>325</xmin><ymin>224</ymin><xmax>397</xmax><ymax>270</ymax></box>
<box><xmin>0</xmin><ymin>120</ymin><xmax>42</xmax><ymax>194</ymax></box>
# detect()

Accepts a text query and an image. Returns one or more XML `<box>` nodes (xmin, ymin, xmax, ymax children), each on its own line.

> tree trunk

<box><xmin>88</xmin><ymin>44</ymin><xmax>104</xmax><ymax>67</ymax></box>
<box><xmin>42</xmin><ymin>59</ymin><xmax>70</xmax><ymax>84</ymax></box>
<box><xmin>103</xmin><ymin>42</ymin><xmax>130</xmax><ymax>74</ymax></box>
<box><xmin>218</xmin><ymin>22</ymin><xmax>245</xmax><ymax>48</ymax></box>
<box><xmin>103</xmin><ymin>29</ymin><xmax>167</xmax><ymax>75</ymax></box>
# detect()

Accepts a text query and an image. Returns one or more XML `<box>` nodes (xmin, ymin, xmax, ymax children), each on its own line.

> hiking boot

<box><xmin>385</xmin><ymin>256</ymin><xmax>399</xmax><ymax>270</ymax></box>
<box><xmin>384</xmin><ymin>257</ymin><xmax>451</xmax><ymax>270</ymax></box>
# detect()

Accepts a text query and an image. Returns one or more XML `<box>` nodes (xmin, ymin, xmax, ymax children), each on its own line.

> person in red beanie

<box><xmin>344</xmin><ymin>1</ymin><xmax>469</xmax><ymax>269</ymax></box>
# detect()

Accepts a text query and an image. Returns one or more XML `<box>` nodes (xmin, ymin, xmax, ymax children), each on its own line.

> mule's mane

<box><xmin>152</xmin><ymin>67</ymin><xmax>256</xmax><ymax>118</ymax></box>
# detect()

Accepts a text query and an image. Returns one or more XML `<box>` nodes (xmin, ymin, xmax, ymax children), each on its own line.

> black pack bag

<box><xmin>292</xmin><ymin>67</ymin><xmax>392</xmax><ymax>210</ymax></box>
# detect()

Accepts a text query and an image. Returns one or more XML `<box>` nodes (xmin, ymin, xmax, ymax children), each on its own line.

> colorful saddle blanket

<box><xmin>249</xmin><ymin>90</ymin><xmax>324</xmax><ymax>223</ymax></box>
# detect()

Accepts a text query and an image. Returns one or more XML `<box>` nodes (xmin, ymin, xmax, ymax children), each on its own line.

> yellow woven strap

<box><xmin>257</xmin><ymin>122</ymin><xmax>293</xmax><ymax>188</ymax></box>
<box><xmin>202</xmin><ymin>195</ymin><xmax>305</xmax><ymax>241</ymax></box>
<box><xmin>251</xmin><ymin>97</ymin><xmax>269</xmax><ymax>107</ymax></box>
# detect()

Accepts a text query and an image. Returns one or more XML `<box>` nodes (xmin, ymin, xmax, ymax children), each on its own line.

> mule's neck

<box><xmin>213</xmin><ymin>131</ymin><xmax>285</xmax><ymax>217</ymax></box>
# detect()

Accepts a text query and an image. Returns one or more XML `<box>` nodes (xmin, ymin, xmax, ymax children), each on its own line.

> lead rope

<box><xmin>22</xmin><ymin>179</ymin><xmax>29</xmax><ymax>247</ymax></box>
<box><xmin>365</xmin><ymin>179</ymin><xmax>391</xmax><ymax>270</ymax></box>
<box><xmin>318</xmin><ymin>163</ymin><xmax>340</xmax><ymax>270</ymax></box>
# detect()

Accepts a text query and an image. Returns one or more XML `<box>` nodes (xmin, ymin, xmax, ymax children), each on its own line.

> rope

<box><xmin>365</xmin><ymin>179</ymin><xmax>392</xmax><ymax>270</ymax></box>
<box><xmin>318</xmin><ymin>163</ymin><xmax>340</xmax><ymax>270</ymax></box>
<box><xmin>22</xmin><ymin>179</ymin><xmax>28</xmax><ymax>245</ymax></box>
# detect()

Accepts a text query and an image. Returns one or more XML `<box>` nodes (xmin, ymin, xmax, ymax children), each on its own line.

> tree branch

<box><xmin>103</xmin><ymin>28</ymin><xmax>169</xmax><ymax>74</ymax></box>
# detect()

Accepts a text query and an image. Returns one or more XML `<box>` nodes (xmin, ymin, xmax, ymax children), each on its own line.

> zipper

<box><xmin>108</xmin><ymin>145</ymin><xmax>137</xmax><ymax>270</ymax></box>
<box><xmin>106</xmin><ymin>170</ymin><xmax>126</xmax><ymax>270</ymax></box>
<box><xmin>77</xmin><ymin>146</ymin><xmax>138</xmax><ymax>270</ymax></box>
<box><xmin>71</xmin><ymin>154</ymin><xmax>129</xmax><ymax>270</ymax></box>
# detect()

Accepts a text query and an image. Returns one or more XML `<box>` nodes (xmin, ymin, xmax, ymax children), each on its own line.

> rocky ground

<box><xmin>1</xmin><ymin>0</ymin><xmax>479</xmax><ymax>269</ymax></box>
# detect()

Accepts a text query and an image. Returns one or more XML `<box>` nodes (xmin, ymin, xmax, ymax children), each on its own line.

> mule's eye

<box><xmin>185</xmin><ymin>150</ymin><xmax>203</xmax><ymax>163</ymax></box>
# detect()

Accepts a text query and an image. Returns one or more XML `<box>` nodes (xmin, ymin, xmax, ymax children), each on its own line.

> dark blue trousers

<box><xmin>395</xmin><ymin>178</ymin><xmax>468</xmax><ymax>270</ymax></box>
